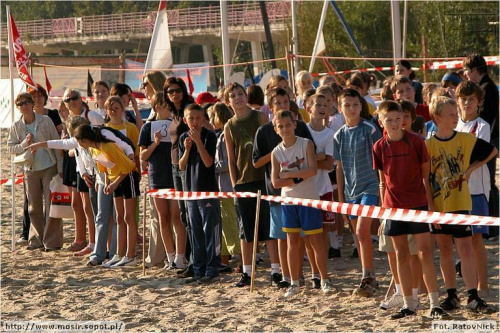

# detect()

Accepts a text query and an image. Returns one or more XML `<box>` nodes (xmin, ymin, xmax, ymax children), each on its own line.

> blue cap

<box><xmin>442</xmin><ymin>72</ymin><xmax>462</xmax><ymax>85</ymax></box>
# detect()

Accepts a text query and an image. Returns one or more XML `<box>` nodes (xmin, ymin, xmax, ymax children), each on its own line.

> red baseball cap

<box><xmin>195</xmin><ymin>92</ymin><xmax>217</xmax><ymax>105</ymax></box>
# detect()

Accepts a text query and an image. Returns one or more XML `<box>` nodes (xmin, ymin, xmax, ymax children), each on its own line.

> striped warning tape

<box><xmin>0</xmin><ymin>175</ymin><xmax>24</xmax><ymax>186</ymax></box>
<box><xmin>147</xmin><ymin>189</ymin><xmax>500</xmax><ymax>226</ymax></box>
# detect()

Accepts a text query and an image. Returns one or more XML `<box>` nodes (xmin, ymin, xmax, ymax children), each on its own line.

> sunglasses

<box><xmin>63</xmin><ymin>95</ymin><xmax>79</xmax><ymax>103</ymax></box>
<box><xmin>16</xmin><ymin>100</ymin><xmax>31</xmax><ymax>107</ymax></box>
<box><xmin>166</xmin><ymin>88</ymin><xmax>182</xmax><ymax>95</ymax></box>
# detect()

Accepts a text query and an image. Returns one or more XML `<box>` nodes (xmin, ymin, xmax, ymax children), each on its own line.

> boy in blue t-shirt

<box><xmin>333</xmin><ymin>89</ymin><xmax>381</xmax><ymax>297</ymax></box>
<box><xmin>179</xmin><ymin>104</ymin><xmax>222</xmax><ymax>284</ymax></box>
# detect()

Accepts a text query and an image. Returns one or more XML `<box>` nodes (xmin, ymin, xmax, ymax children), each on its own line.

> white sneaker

<box><xmin>101</xmin><ymin>255</ymin><xmax>122</xmax><ymax>268</ymax></box>
<box><xmin>380</xmin><ymin>293</ymin><xmax>404</xmax><ymax>310</ymax></box>
<box><xmin>321</xmin><ymin>280</ymin><xmax>334</xmax><ymax>294</ymax></box>
<box><xmin>110</xmin><ymin>256</ymin><xmax>137</xmax><ymax>268</ymax></box>
<box><xmin>16</xmin><ymin>237</ymin><xmax>28</xmax><ymax>245</ymax></box>
<box><xmin>284</xmin><ymin>284</ymin><xmax>300</xmax><ymax>298</ymax></box>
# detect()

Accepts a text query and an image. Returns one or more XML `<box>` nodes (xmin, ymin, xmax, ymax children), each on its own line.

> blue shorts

<box><xmin>346</xmin><ymin>194</ymin><xmax>379</xmax><ymax>220</ymax></box>
<box><xmin>282</xmin><ymin>205</ymin><xmax>323</xmax><ymax>235</ymax></box>
<box><xmin>270</xmin><ymin>205</ymin><xmax>287</xmax><ymax>240</ymax></box>
<box><xmin>471</xmin><ymin>194</ymin><xmax>489</xmax><ymax>235</ymax></box>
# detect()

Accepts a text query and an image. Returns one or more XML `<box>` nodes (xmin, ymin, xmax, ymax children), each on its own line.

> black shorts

<box><xmin>62</xmin><ymin>153</ymin><xmax>77</xmax><ymax>188</ymax></box>
<box><xmin>113</xmin><ymin>172</ymin><xmax>140</xmax><ymax>199</ymax></box>
<box><xmin>76</xmin><ymin>173</ymin><xmax>89</xmax><ymax>193</ymax></box>
<box><xmin>234</xmin><ymin>180</ymin><xmax>272</xmax><ymax>243</ymax></box>
<box><xmin>430</xmin><ymin>210</ymin><xmax>473</xmax><ymax>238</ymax></box>
<box><xmin>384</xmin><ymin>206</ymin><xmax>431</xmax><ymax>236</ymax></box>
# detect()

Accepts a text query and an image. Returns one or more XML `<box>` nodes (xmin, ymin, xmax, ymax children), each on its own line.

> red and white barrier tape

<box><xmin>0</xmin><ymin>174</ymin><xmax>24</xmax><ymax>186</ymax></box>
<box><xmin>147</xmin><ymin>189</ymin><xmax>500</xmax><ymax>226</ymax></box>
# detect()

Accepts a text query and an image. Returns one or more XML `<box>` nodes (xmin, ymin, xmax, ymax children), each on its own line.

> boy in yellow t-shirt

<box><xmin>426</xmin><ymin>96</ymin><xmax>497</xmax><ymax>313</ymax></box>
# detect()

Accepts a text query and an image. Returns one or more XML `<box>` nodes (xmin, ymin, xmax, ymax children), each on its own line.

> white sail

<box><xmin>144</xmin><ymin>0</ymin><xmax>173</xmax><ymax>74</ymax></box>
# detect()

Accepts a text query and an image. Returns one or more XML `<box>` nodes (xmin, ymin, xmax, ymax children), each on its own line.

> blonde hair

<box><xmin>143</xmin><ymin>71</ymin><xmax>166</xmax><ymax>93</ymax></box>
<box><xmin>295</xmin><ymin>70</ymin><xmax>313</xmax><ymax>93</ymax></box>
<box><xmin>429</xmin><ymin>96</ymin><xmax>457</xmax><ymax>118</ymax></box>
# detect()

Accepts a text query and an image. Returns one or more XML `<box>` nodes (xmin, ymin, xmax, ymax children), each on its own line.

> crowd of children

<box><xmin>9</xmin><ymin>53</ymin><xmax>498</xmax><ymax>319</ymax></box>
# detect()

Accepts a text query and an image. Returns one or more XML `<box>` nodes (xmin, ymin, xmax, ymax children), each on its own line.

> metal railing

<box><xmin>1</xmin><ymin>2</ymin><xmax>291</xmax><ymax>43</ymax></box>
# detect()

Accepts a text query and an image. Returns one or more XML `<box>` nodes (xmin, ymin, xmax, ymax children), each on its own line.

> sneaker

<box><xmin>101</xmin><ymin>255</ymin><xmax>122</xmax><ymax>268</ymax></box>
<box><xmin>86</xmin><ymin>257</ymin><xmax>101</xmax><ymax>267</ymax></box>
<box><xmin>440</xmin><ymin>294</ymin><xmax>460</xmax><ymax>311</ymax></box>
<box><xmin>233</xmin><ymin>273</ymin><xmax>251</xmax><ymax>288</ymax></box>
<box><xmin>391</xmin><ymin>307</ymin><xmax>416</xmax><ymax>320</ymax></box>
<box><xmin>380</xmin><ymin>293</ymin><xmax>404</xmax><ymax>310</ymax></box>
<box><xmin>74</xmin><ymin>246</ymin><xmax>93</xmax><ymax>257</ymax></box>
<box><xmin>27</xmin><ymin>244</ymin><xmax>44</xmax><ymax>250</ymax></box>
<box><xmin>312</xmin><ymin>278</ymin><xmax>321</xmax><ymax>289</ymax></box>
<box><xmin>321</xmin><ymin>280</ymin><xmax>334</xmax><ymax>294</ymax></box>
<box><xmin>183</xmin><ymin>275</ymin><xmax>203</xmax><ymax>284</ymax></box>
<box><xmin>466</xmin><ymin>296</ymin><xmax>492</xmax><ymax>313</ymax></box>
<box><xmin>284</xmin><ymin>284</ymin><xmax>300</xmax><ymax>297</ymax></box>
<box><xmin>350</xmin><ymin>248</ymin><xmax>359</xmax><ymax>258</ymax></box>
<box><xmin>331</xmin><ymin>248</ymin><xmax>341</xmax><ymax>258</ymax></box>
<box><xmin>177</xmin><ymin>265</ymin><xmax>190</xmax><ymax>275</ymax></box>
<box><xmin>110</xmin><ymin>256</ymin><xmax>137</xmax><ymax>268</ymax></box>
<box><xmin>164</xmin><ymin>262</ymin><xmax>178</xmax><ymax>271</ymax></box>
<box><xmin>277</xmin><ymin>280</ymin><xmax>291</xmax><ymax>289</ymax></box>
<box><xmin>270</xmin><ymin>273</ymin><xmax>282</xmax><ymax>286</ymax></box>
<box><xmin>178</xmin><ymin>267</ymin><xmax>195</xmax><ymax>278</ymax></box>
<box><xmin>219</xmin><ymin>265</ymin><xmax>233</xmax><ymax>274</ymax></box>
<box><xmin>353</xmin><ymin>277</ymin><xmax>376</xmax><ymax>297</ymax></box>
<box><xmin>429</xmin><ymin>307</ymin><xmax>450</xmax><ymax>319</ymax></box>
<box><xmin>198</xmin><ymin>275</ymin><xmax>220</xmax><ymax>284</ymax></box>
<box><xmin>16</xmin><ymin>236</ymin><xmax>28</xmax><ymax>245</ymax></box>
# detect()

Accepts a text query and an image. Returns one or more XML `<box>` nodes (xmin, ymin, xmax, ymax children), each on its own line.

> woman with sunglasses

<box><xmin>15</xmin><ymin>85</ymin><xmax>64</xmax><ymax>246</ymax></box>
<box><xmin>163</xmin><ymin>77</ymin><xmax>196</xmax><ymax>276</ymax></box>
<box><xmin>8</xmin><ymin>93</ymin><xmax>63</xmax><ymax>251</ymax></box>
<box><xmin>62</xmin><ymin>89</ymin><xmax>104</xmax><ymax>255</ymax></box>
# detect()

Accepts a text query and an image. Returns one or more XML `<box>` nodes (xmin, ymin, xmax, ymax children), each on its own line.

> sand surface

<box><xmin>1</xmin><ymin>131</ymin><xmax>499</xmax><ymax>332</ymax></box>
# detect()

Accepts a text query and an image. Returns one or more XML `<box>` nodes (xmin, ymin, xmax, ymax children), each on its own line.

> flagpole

<box><xmin>309</xmin><ymin>0</ymin><xmax>329</xmax><ymax>73</ymax></box>
<box><xmin>291</xmin><ymin>0</ymin><xmax>299</xmax><ymax>74</ymax></box>
<box><xmin>220</xmin><ymin>0</ymin><xmax>230</xmax><ymax>85</ymax></box>
<box><xmin>7</xmin><ymin>5</ymin><xmax>16</xmax><ymax>251</ymax></box>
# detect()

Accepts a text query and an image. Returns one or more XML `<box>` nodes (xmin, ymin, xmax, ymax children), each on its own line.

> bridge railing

<box><xmin>1</xmin><ymin>2</ymin><xmax>291</xmax><ymax>43</ymax></box>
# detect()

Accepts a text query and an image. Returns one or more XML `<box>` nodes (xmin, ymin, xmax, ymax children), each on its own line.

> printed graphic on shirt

<box><xmin>430</xmin><ymin>146</ymin><xmax>465</xmax><ymax>201</ymax></box>
<box><xmin>281</xmin><ymin>157</ymin><xmax>305</xmax><ymax>170</ymax></box>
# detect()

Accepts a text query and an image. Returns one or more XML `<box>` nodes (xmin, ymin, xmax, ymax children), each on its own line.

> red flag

<box><xmin>158</xmin><ymin>0</ymin><xmax>166</xmax><ymax>11</ymax></box>
<box><xmin>43</xmin><ymin>66</ymin><xmax>52</xmax><ymax>95</ymax></box>
<box><xmin>8</xmin><ymin>12</ymin><xmax>36</xmax><ymax>90</ymax></box>
<box><xmin>186</xmin><ymin>69</ymin><xmax>194</xmax><ymax>96</ymax></box>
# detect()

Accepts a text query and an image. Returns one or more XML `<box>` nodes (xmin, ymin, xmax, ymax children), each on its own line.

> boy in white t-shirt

<box><xmin>455</xmin><ymin>81</ymin><xmax>491</xmax><ymax>297</ymax></box>
<box><xmin>305</xmin><ymin>94</ymin><xmax>335</xmax><ymax>288</ymax></box>
<box><xmin>271</xmin><ymin>110</ymin><xmax>333</xmax><ymax>298</ymax></box>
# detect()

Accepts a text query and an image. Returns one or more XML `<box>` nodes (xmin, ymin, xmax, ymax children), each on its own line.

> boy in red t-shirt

<box><xmin>373</xmin><ymin>101</ymin><xmax>449</xmax><ymax>319</ymax></box>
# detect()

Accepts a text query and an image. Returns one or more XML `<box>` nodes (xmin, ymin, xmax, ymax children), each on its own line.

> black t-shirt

<box><xmin>178</xmin><ymin>127</ymin><xmax>218</xmax><ymax>191</ymax></box>
<box><xmin>471</xmin><ymin>137</ymin><xmax>496</xmax><ymax>164</ymax></box>
<box><xmin>47</xmin><ymin>109</ymin><xmax>62</xmax><ymax>128</ymax></box>
<box><xmin>253</xmin><ymin>120</ymin><xmax>314</xmax><ymax>200</ymax></box>
<box><xmin>479</xmin><ymin>74</ymin><xmax>499</xmax><ymax>142</ymax></box>
<box><xmin>138</xmin><ymin>121</ymin><xmax>174</xmax><ymax>189</ymax></box>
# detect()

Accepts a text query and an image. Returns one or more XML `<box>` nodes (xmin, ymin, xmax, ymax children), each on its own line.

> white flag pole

<box><xmin>291</xmin><ymin>0</ymin><xmax>299</xmax><ymax>74</ymax></box>
<box><xmin>309</xmin><ymin>0</ymin><xmax>329</xmax><ymax>73</ymax></box>
<box><xmin>220</xmin><ymin>0</ymin><xmax>230</xmax><ymax>85</ymax></box>
<box><xmin>7</xmin><ymin>5</ymin><xmax>16</xmax><ymax>251</ymax></box>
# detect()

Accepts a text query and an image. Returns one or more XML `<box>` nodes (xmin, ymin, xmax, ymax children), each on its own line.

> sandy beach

<box><xmin>1</xmin><ymin>130</ymin><xmax>499</xmax><ymax>332</ymax></box>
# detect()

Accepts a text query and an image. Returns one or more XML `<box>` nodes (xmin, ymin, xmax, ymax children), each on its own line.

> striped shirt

<box><xmin>333</xmin><ymin>119</ymin><xmax>381</xmax><ymax>201</ymax></box>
